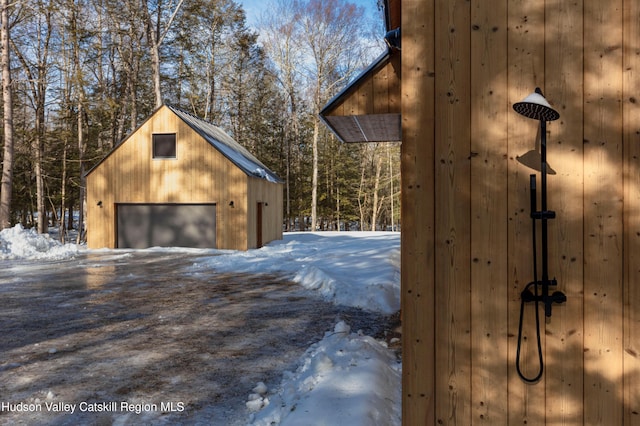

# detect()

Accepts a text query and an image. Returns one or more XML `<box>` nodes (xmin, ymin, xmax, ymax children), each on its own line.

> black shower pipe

<box><xmin>528</xmin><ymin>117</ymin><xmax>566</xmax><ymax>318</ymax></box>
<box><xmin>537</xmin><ymin>119</ymin><xmax>557</xmax><ymax>316</ymax></box>
<box><xmin>515</xmin><ymin>102</ymin><xmax>567</xmax><ymax>383</ymax></box>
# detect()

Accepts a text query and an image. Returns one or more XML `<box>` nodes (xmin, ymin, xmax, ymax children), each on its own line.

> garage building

<box><xmin>86</xmin><ymin>104</ymin><xmax>283</xmax><ymax>250</ymax></box>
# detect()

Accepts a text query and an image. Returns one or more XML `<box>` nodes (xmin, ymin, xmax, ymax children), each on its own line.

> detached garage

<box><xmin>86</xmin><ymin>104</ymin><xmax>283</xmax><ymax>250</ymax></box>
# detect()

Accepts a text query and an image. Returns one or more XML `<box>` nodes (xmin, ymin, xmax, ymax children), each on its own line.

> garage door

<box><xmin>117</xmin><ymin>204</ymin><xmax>217</xmax><ymax>249</ymax></box>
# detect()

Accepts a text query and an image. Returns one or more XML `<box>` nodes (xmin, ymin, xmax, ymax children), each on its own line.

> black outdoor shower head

<box><xmin>513</xmin><ymin>87</ymin><xmax>560</xmax><ymax>122</ymax></box>
<box><xmin>514</xmin><ymin>88</ymin><xmax>558</xmax><ymax>173</ymax></box>
<box><xmin>513</xmin><ymin>87</ymin><xmax>566</xmax><ymax>384</ymax></box>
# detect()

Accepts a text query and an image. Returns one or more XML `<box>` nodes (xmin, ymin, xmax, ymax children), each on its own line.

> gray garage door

<box><xmin>117</xmin><ymin>204</ymin><xmax>217</xmax><ymax>249</ymax></box>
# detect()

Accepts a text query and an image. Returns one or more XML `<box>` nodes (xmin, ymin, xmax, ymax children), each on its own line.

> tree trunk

<box><xmin>140</xmin><ymin>0</ymin><xmax>162</xmax><ymax>108</ymax></box>
<box><xmin>335</xmin><ymin>174</ymin><xmax>340</xmax><ymax>231</ymax></box>
<box><xmin>35</xmin><ymin>104</ymin><xmax>46</xmax><ymax>234</ymax></box>
<box><xmin>149</xmin><ymin>32</ymin><xmax>162</xmax><ymax>108</ymax></box>
<box><xmin>371</xmin><ymin>152</ymin><xmax>383</xmax><ymax>231</ymax></box>
<box><xmin>0</xmin><ymin>0</ymin><xmax>14</xmax><ymax>230</ymax></box>
<box><xmin>76</xmin><ymin>100</ymin><xmax>86</xmax><ymax>243</ymax></box>
<box><xmin>358</xmin><ymin>160</ymin><xmax>366</xmax><ymax>231</ymax></box>
<box><xmin>59</xmin><ymin>140</ymin><xmax>67</xmax><ymax>242</ymax></box>
<box><xmin>66</xmin><ymin>198</ymin><xmax>74</xmax><ymax>231</ymax></box>
<box><xmin>311</xmin><ymin>116</ymin><xmax>319</xmax><ymax>231</ymax></box>
<box><xmin>141</xmin><ymin>0</ymin><xmax>185</xmax><ymax>109</ymax></box>
<box><xmin>71</xmin><ymin>1</ymin><xmax>87</xmax><ymax>243</ymax></box>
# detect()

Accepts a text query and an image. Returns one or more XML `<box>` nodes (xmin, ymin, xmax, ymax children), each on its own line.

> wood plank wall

<box><xmin>401</xmin><ymin>0</ymin><xmax>435</xmax><ymax>423</ymax></box>
<box><xmin>247</xmin><ymin>177</ymin><xmax>284</xmax><ymax>249</ymax></box>
<box><xmin>434</xmin><ymin>0</ymin><xmax>471</xmax><ymax>424</ymax></box>
<box><xmin>86</xmin><ymin>106</ymin><xmax>283</xmax><ymax>251</ymax></box>
<box><xmin>623</xmin><ymin>1</ymin><xmax>640</xmax><ymax>424</ymax></box>
<box><xmin>583</xmin><ymin>1</ymin><xmax>624</xmax><ymax>423</ymax></box>
<box><xmin>402</xmin><ymin>0</ymin><xmax>640</xmax><ymax>424</ymax></box>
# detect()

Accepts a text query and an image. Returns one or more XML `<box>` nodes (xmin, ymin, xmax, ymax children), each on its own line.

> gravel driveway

<box><xmin>0</xmin><ymin>251</ymin><xmax>389</xmax><ymax>425</ymax></box>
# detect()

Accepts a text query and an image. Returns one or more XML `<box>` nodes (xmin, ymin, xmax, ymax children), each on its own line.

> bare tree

<box><xmin>371</xmin><ymin>147</ymin><xmax>384</xmax><ymax>231</ymax></box>
<box><xmin>12</xmin><ymin>0</ymin><xmax>54</xmax><ymax>234</ymax></box>
<box><xmin>0</xmin><ymin>0</ymin><xmax>14</xmax><ymax>229</ymax></box>
<box><xmin>260</xmin><ymin>0</ymin><xmax>374</xmax><ymax>231</ymax></box>
<box><xmin>297</xmin><ymin>0</ymin><xmax>366</xmax><ymax>231</ymax></box>
<box><xmin>140</xmin><ymin>0</ymin><xmax>184</xmax><ymax>108</ymax></box>
<box><xmin>172</xmin><ymin>0</ymin><xmax>248</xmax><ymax>123</ymax></box>
<box><xmin>67</xmin><ymin>0</ymin><xmax>87</xmax><ymax>242</ymax></box>
<box><xmin>258</xmin><ymin>0</ymin><xmax>303</xmax><ymax>230</ymax></box>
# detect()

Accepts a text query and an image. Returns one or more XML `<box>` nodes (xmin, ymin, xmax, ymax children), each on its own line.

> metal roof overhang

<box><xmin>320</xmin><ymin>51</ymin><xmax>401</xmax><ymax>143</ymax></box>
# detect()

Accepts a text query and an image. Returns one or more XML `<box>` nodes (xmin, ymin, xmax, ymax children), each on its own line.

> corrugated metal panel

<box><xmin>322</xmin><ymin>114</ymin><xmax>400</xmax><ymax>143</ymax></box>
<box><xmin>167</xmin><ymin>105</ymin><xmax>283</xmax><ymax>183</ymax></box>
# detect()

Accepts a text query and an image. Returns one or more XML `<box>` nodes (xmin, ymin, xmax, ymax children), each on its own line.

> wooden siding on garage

<box><xmin>247</xmin><ymin>176</ymin><xmax>284</xmax><ymax>249</ymax></box>
<box><xmin>86</xmin><ymin>106</ymin><xmax>282</xmax><ymax>251</ymax></box>
<box><xmin>401</xmin><ymin>0</ymin><xmax>640</xmax><ymax>424</ymax></box>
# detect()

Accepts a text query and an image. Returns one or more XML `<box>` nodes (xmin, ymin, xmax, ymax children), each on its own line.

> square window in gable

<box><xmin>153</xmin><ymin>133</ymin><xmax>176</xmax><ymax>158</ymax></box>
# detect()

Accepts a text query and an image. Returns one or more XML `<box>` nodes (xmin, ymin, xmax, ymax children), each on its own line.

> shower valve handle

<box><xmin>545</xmin><ymin>289</ymin><xmax>567</xmax><ymax>317</ymax></box>
<box><xmin>520</xmin><ymin>278</ymin><xmax>566</xmax><ymax>318</ymax></box>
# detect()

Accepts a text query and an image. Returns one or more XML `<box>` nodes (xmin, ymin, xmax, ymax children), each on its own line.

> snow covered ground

<box><xmin>189</xmin><ymin>231</ymin><xmax>401</xmax><ymax>316</ymax></box>
<box><xmin>1</xmin><ymin>226</ymin><xmax>401</xmax><ymax>425</ymax></box>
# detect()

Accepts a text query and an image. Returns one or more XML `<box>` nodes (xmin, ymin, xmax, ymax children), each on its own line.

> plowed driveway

<box><xmin>0</xmin><ymin>251</ymin><xmax>387</xmax><ymax>425</ymax></box>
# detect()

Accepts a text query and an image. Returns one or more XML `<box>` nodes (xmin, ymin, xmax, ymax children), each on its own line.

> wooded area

<box><xmin>0</xmin><ymin>0</ymin><xmax>399</xmax><ymax>241</ymax></box>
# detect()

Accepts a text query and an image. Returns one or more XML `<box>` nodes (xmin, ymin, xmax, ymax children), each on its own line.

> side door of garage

<box><xmin>117</xmin><ymin>204</ymin><xmax>217</xmax><ymax>249</ymax></box>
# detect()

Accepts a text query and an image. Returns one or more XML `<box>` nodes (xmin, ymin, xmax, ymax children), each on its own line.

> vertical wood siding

<box><xmin>623</xmin><ymin>1</ymin><xmax>640</xmax><ymax>423</ymax></box>
<box><xmin>469</xmin><ymin>0</ymin><xmax>509</xmax><ymax>423</ymax></box>
<box><xmin>583</xmin><ymin>1</ymin><xmax>624</xmax><ymax>424</ymax></box>
<box><xmin>401</xmin><ymin>0</ymin><xmax>436</xmax><ymax>424</ymax></box>
<box><xmin>247</xmin><ymin>176</ymin><xmax>284</xmax><ymax>249</ymax></box>
<box><xmin>86</xmin><ymin>106</ymin><xmax>283</xmax><ymax>251</ymax></box>
<box><xmin>403</xmin><ymin>0</ymin><xmax>640</xmax><ymax>424</ymax></box>
<box><xmin>434</xmin><ymin>0</ymin><xmax>471</xmax><ymax>424</ymax></box>
<box><xmin>545</xmin><ymin>0</ymin><xmax>585</xmax><ymax>423</ymax></box>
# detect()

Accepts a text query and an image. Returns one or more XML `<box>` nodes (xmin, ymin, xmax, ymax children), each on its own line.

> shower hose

<box><xmin>516</xmin><ymin>182</ymin><xmax>544</xmax><ymax>384</ymax></box>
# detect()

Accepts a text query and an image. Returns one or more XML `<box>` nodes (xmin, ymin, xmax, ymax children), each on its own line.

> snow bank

<box><xmin>193</xmin><ymin>232</ymin><xmax>401</xmax><ymax>315</ymax></box>
<box><xmin>248</xmin><ymin>321</ymin><xmax>401</xmax><ymax>426</ymax></box>
<box><xmin>0</xmin><ymin>224</ymin><xmax>80</xmax><ymax>260</ymax></box>
<box><xmin>1</xmin><ymin>226</ymin><xmax>400</xmax><ymax>318</ymax></box>
<box><xmin>0</xmin><ymin>229</ymin><xmax>402</xmax><ymax>425</ymax></box>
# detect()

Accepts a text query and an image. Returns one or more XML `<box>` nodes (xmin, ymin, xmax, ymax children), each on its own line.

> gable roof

<box><xmin>86</xmin><ymin>104</ymin><xmax>282</xmax><ymax>184</ymax></box>
<box><xmin>167</xmin><ymin>105</ymin><xmax>282</xmax><ymax>183</ymax></box>
<box><xmin>320</xmin><ymin>51</ymin><xmax>401</xmax><ymax>143</ymax></box>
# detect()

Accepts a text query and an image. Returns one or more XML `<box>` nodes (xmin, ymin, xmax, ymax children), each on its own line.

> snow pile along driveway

<box><xmin>191</xmin><ymin>232</ymin><xmax>402</xmax><ymax>425</ymax></box>
<box><xmin>0</xmin><ymin>225</ymin><xmax>79</xmax><ymax>260</ymax></box>
<box><xmin>192</xmin><ymin>231</ymin><xmax>401</xmax><ymax>315</ymax></box>
<box><xmin>248</xmin><ymin>321</ymin><xmax>401</xmax><ymax>426</ymax></box>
